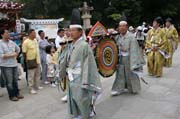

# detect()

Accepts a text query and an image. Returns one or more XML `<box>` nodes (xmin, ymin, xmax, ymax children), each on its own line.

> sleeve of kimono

<box><xmin>145</xmin><ymin>30</ymin><xmax>152</xmax><ymax>49</ymax></box>
<box><xmin>130</xmin><ymin>37</ymin><xmax>145</xmax><ymax>70</ymax></box>
<box><xmin>158</xmin><ymin>30</ymin><xmax>168</xmax><ymax>51</ymax></box>
<box><xmin>172</xmin><ymin>28</ymin><xmax>179</xmax><ymax>48</ymax></box>
<box><xmin>81</xmin><ymin>44</ymin><xmax>102</xmax><ymax>93</ymax></box>
<box><xmin>58</xmin><ymin>50</ymin><xmax>68</xmax><ymax>78</ymax></box>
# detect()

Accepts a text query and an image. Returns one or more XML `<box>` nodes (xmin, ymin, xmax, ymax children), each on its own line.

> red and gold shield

<box><xmin>95</xmin><ymin>36</ymin><xmax>118</xmax><ymax>77</ymax></box>
<box><xmin>88</xmin><ymin>21</ymin><xmax>108</xmax><ymax>37</ymax></box>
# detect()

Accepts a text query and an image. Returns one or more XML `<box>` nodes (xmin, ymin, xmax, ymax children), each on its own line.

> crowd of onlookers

<box><xmin>0</xmin><ymin>27</ymin><xmax>70</xmax><ymax>102</ymax></box>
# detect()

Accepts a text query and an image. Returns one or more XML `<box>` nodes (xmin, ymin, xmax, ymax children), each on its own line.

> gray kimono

<box><xmin>57</xmin><ymin>44</ymin><xmax>70</xmax><ymax>79</ymax></box>
<box><xmin>63</xmin><ymin>37</ymin><xmax>102</xmax><ymax>118</ymax></box>
<box><xmin>112</xmin><ymin>32</ymin><xmax>145</xmax><ymax>93</ymax></box>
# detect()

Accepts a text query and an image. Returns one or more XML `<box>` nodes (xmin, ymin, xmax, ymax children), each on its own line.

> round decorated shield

<box><xmin>95</xmin><ymin>36</ymin><xmax>118</xmax><ymax>77</ymax></box>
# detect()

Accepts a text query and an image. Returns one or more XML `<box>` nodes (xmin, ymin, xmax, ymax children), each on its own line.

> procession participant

<box><xmin>58</xmin><ymin>27</ymin><xmax>72</xmax><ymax>102</ymax></box>
<box><xmin>129</xmin><ymin>26</ymin><xmax>135</xmax><ymax>33</ymax></box>
<box><xmin>111</xmin><ymin>20</ymin><xmax>145</xmax><ymax>96</ymax></box>
<box><xmin>135</xmin><ymin>26</ymin><xmax>145</xmax><ymax>52</ymax></box>
<box><xmin>163</xmin><ymin>18</ymin><xmax>179</xmax><ymax>67</ymax></box>
<box><xmin>145</xmin><ymin>17</ymin><xmax>168</xmax><ymax>77</ymax></box>
<box><xmin>61</xmin><ymin>9</ymin><xmax>102</xmax><ymax>119</ymax></box>
<box><xmin>53</xmin><ymin>27</ymin><xmax>71</xmax><ymax>64</ymax></box>
<box><xmin>55</xmin><ymin>39</ymin><xmax>69</xmax><ymax>102</ymax></box>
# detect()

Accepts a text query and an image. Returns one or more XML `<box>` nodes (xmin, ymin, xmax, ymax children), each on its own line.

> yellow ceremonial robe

<box><xmin>163</xmin><ymin>26</ymin><xmax>179</xmax><ymax>67</ymax></box>
<box><xmin>145</xmin><ymin>28</ymin><xmax>168</xmax><ymax>77</ymax></box>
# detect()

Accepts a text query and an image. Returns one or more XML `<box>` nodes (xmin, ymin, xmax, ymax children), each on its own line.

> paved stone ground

<box><xmin>0</xmin><ymin>44</ymin><xmax>180</xmax><ymax>119</ymax></box>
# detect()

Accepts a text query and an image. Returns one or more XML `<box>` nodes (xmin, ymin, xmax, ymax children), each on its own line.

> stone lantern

<box><xmin>79</xmin><ymin>2</ymin><xmax>93</xmax><ymax>30</ymax></box>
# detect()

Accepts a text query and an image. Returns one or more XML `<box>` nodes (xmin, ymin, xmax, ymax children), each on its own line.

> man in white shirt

<box><xmin>55</xmin><ymin>28</ymin><xmax>65</xmax><ymax>49</ymax></box>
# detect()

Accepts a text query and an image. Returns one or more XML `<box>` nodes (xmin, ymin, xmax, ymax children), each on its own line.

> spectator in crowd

<box><xmin>0</xmin><ymin>68</ymin><xmax>4</xmax><ymax>97</ymax></box>
<box><xmin>45</xmin><ymin>45</ymin><xmax>56</xmax><ymax>87</ymax></box>
<box><xmin>22</xmin><ymin>29</ymin><xmax>43</xmax><ymax>94</ymax></box>
<box><xmin>55</xmin><ymin>28</ymin><xmax>64</xmax><ymax>49</ymax></box>
<box><xmin>9</xmin><ymin>30</ymin><xmax>21</xmax><ymax>46</ymax></box>
<box><xmin>0</xmin><ymin>29</ymin><xmax>24</xmax><ymax>101</ymax></box>
<box><xmin>38</xmin><ymin>30</ymin><xmax>50</xmax><ymax>84</ymax></box>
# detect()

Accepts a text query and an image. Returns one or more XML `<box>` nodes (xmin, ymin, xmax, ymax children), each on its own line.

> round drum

<box><xmin>95</xmin><ymin>36</ymin><xmax>118</xmax><ymax>77</ymax></box>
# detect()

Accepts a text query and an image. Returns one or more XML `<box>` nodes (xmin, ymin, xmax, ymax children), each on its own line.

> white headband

<box><xmin>119</xmin><ymin>21</ymin><xmax>127</xmax><ymax>25</ymax></box>
<box><xmin>70</xmin><ymin>24</ymin><xmax>82</xmax><ymax>29</ymax></box>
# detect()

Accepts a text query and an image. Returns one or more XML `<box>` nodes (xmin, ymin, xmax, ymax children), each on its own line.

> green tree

<box><xmin>13</xmin><ymin>0</ymin><xmax>180</xmax><ymax>27</ymax></box>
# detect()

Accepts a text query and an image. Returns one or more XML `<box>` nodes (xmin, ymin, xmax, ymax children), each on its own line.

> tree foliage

<box><xmin>13</xmin><ymin>0</ymin><xmax>180</xmax><ymax>27</ymax></box>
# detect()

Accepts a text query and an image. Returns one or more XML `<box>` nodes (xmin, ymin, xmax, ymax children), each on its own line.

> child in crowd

<box><xmin>45</xmin><ymin>45</ymin><xmax>56</xmax><ymax>87</ymax></box>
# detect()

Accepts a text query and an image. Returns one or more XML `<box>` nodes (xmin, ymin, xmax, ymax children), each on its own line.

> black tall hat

<box><xmin>70</xmin><ymin>8</ymin><xmax>82</xmax><ymax>29</ymax></box>
<box><xmin>119</xmin><ymin>12</ymin><xmax>128</xmax><ymax>25</ymax></box>
<box><xmin>154</xmin><ymin>16</ymin><xmax>163</xmax><ymax>25</ymax></box>
<box><xmin>121</xmin><ymin>12</ymin><xmax>127</xmax><ymax>21</ymax></box>
<box><xmin>165</xmin><ymin>18</ymin><xmax>173</xmax><ymax>24</ymax></box>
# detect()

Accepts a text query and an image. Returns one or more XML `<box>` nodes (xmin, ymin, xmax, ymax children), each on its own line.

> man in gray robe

<box><xmin>56</xmin><ymin>39</ymin><xmax>71</xmax><ymax>102</ymax></box>
<box><xmin>111</xmin><ymin>21</ymin><xmax>145</xmax><ymax>96</ymax></box>
<box><xmin>58</xmin><ymin>23</ymin><xmax>102</xmax><ymax>118</ymax></box>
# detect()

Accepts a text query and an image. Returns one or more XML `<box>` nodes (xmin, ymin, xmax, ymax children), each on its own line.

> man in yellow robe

<box><xmin>164</xmin><ymin>18</ymin><xmax>179</xmax><ymax>67</ymax></box>
<box><xmin>145</xmin><ymin>17</ymin><xmax>168</xmax><ymax>77</ymax></box>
